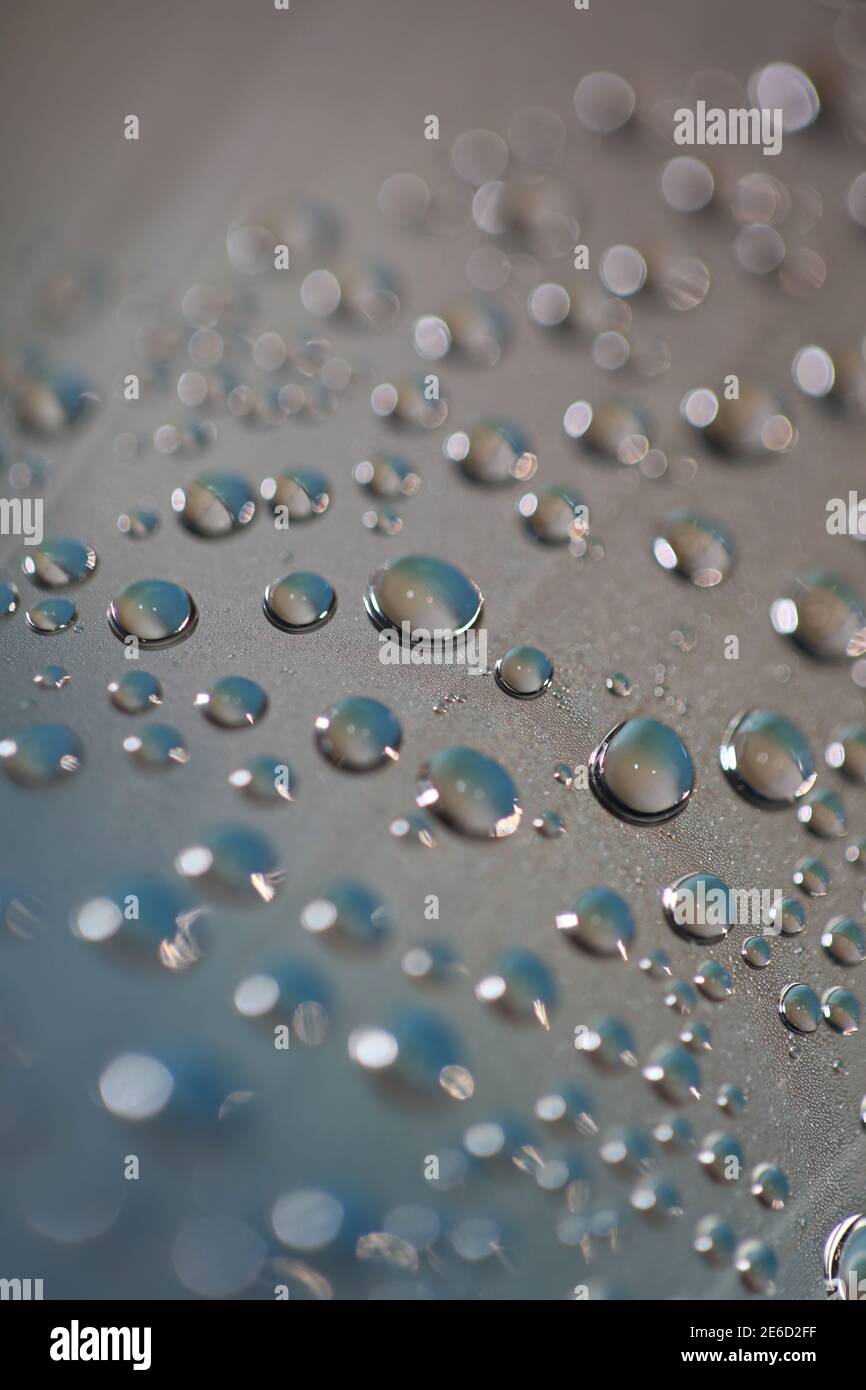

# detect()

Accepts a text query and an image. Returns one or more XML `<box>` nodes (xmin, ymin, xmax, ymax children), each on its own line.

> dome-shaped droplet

<box><xmin>22</xmin><ymin>537</ymin><xmax>97</xmax><ymax>587</ymax></box>
<box><xmin>605</xmin><ymin>672</ymin><xmax>632</xmax><ymax>697</ymax></box>
<box><xmin>172</xmin><ymin>472</ymin><xmax>256</xmax><ymax>538</ymax></box>
<box><xmin>72</xmin><ymin>876</ymin><xmax>203</xmax><ymax>969</ymax></box>
<box><xmin>698</xmin><ymin>1130</ymin><xmax>745</xmax><ymax>1181</ymax></box>
<box><xmin>720</xmin><ymin>709</ymin><xmax>815</xmax><ymax>805</ymax></box>
<box><xmin>229</xmin><ymin>754</ymin><xmax>295</xmax><ymax>804</ymax></box>
<box><xmin>821</xmin><ymin>916</ymin><xmax>866</xmax><ymax>966</ymax></box>
<box><xmin>260</xmin><ymin>468</ymin><xmax>331</xmax><ymax>521</ymax></box>
<box><xmin>793</xmin><ymin>856</ymin><xmax>829</xmax><ymax>896</ymax></box>
<box><xmin>826</xmin><ymin>724</ymin><xmax>866</xmax><ymax>782</ymax></box>
<box><xmin>315</xmin><ymin>696</ymin><xmax>401</xmax><ymax>771</ymax></box>
<box><xmin>301</xmin><ymin>881</ymin><xmax>392</xmax><ymax>947</ymax></box>
<box><xmin>768</xmin><ymin>896</ymin><xmax>806</xmax><ymax>935</ymax></box>
<box><xmin>823</xmin><ymin>987</ymin><xmax>860</xmax><ymax>1035</ymax></box>
<box><xmin>364</xmin><ymin>554</ymin><xmax>483</xmax><ymax>638</ymax></box>
<box><xmin>751</xmin><ymin>1163</ymin><xmax>789</xmax><ymax>1211</ymax></box>
<box><xmin>735</xmin><ymin>1239</ymin><xmax>778</xmax><ymax>1294</ymax></box>
<box><xmin>25</xmin><ymin>596</ymin><xmax>78</xmax><ymax>633</ymax></box>
<box><xmin>263</xmin><ymin>572</ymin><xmax>336</xmax><ymax>632</ymax></box>
<box><xmin>796</xmin><ymin>787</ymin><xmax>847</xmax><ymax>838</ymax></box>
<box><xmin>353</xmin><ymin>452</ymin><xmax>420</xmax><ymax>498</ymax></box>
<box><xmin>175</xmin><ymin>824</ymin><xmax>282</xmax><ymax>903</ymax></box>
<box><xmin>517</xmin><ymin>485</ymin><xmax>588</xmax><ymax>545</ymax></box>
<box><xmin>444</xmin><ymin>421</ymin><xmax>537</xmax><ymax>486</ymax></box>
<box><xmin>556</xmin><ymin>886</ymin><xmax>635</xmax><ymax>958</ymax></box>
<box><xmin>694</xmin><ymin>959</ymin><xmax>733</xmax><ymax>1002</ymax></box>
<box><xmin>742</xmin><ymin>935</ymin><xmax>772</xmax><ymax>968</ymax></box>
<box><xmin>590</xmin><ymin>717</ymin><xmax>694</xmax><ymax>824</ymax></box>
<box><xmin>0</xmin><ymin>581</ymin><xmax>20</xmax><ymax>618</ymax></box>
<box><xmin>476</xmin><ymin>946</ymin><xmax>557</xmax><ymax>1021</ymax></box>
<box><xmin>0</xmin><ymin>723</ymin><xmax>83</xmax><ymax>786</ymax></box>
<box><xmin>652</xmin><ymin>512</ymin><xmax>734</xmax><ymax>587</ymax></box>
<box><xmin>108</xmin><ymin>579</ymin><xmax>198</xmax><ymax>649</ymax></box>
<box><xmin>417</xmin><ymin>746</ymin><xmax>521</xmax><ymax>838</ymax></box>
<box><xmin>195</xmin><ymin>676</ymin><xmax>268</xmax><ymax>729</ymax></box>
<box><xmin>771</xmin><ymin>568</ymin><xmax>866</xmax><ymax>661</ymax></box>
<box><xmin>779</xmin><ymin>981</ymin><xmax>822</xmax><ymax>1033</ymax></box>
<box><xmin>564</xmin><ymin>398</ymin><xmax>650</xmax><ymax>463</ymax></box>
<box><xmin>683</xmin><ymin>381</ymin><xmax>794</xmax><ymax>456</ymax></box>
<box><xmin>33</xmin><ymin>664</ymin><xmax>70</xmax><ymax>690</ymax></box>
<box><xmin>123</xmin><ymin>724</ymin><xmax>189</xmax><ymax>769</ymax></box>
<box><xmin>693</xmin><ymin>1214</ymin><xmax>736</xmax><ymax>1265</ymax></box>
<box><xmin>717</xmin><ymin>1083</ymin><xmax>746</xmax><ymax>1116</ymax></box>
<box><xmin>107</xmin><ymin>670</ymin><xmax>163</xmax><ymax>714</ymax></box>
<box><xmin>642</xmin><ymin>1042</ymin><xmax>702</xmax><ymax>1104</ymax></box>
<box><xmin>494</xmin><ymin>645</ymin><xmax>553</xmax><ymax>698</ymax></box>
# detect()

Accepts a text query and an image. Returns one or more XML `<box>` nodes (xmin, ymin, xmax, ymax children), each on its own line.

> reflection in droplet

<box><xmin>826</xmin><ymin>724</ymin><xmax>866</xmax><ymax>782</ymax></box>
<box><xmin>301</xmin><ymin>881</ymin><xmax>391</xmax><ymax>947</ymax></box>
<box><xmin>642</xmin><ymin>1042</ymin><xmax>701</xmax><ymax>1104</ymax></box>
<box><xmin>823</xmin><ymin>987</ymin><xmax>860</xmax><ymax>1035</ymax></box>
<box><xmin>108</xmin><ymin>580</ymin><xmax>198</xmax><ymax>649</ymax></box>
<box><xmin>590</xmin><ymin>718</ymin><xmax>694</xmax><ymax>824</ymax></box>
<box><xmin>417</xmin><ymin>746</ymin><xmax>521</xmax><ymax>839</ymax></box>
<box><xmin>793</xmin><ymin>857</ymin><xmax>829</xmax><ymax>896</ymax></box>
<box><xmin>364</xmin><ymin>554</ymin><xmax>483</xmax><ymax>639</ymax></box>
<box><xmin>735</xmin><ymin>1239</ymin><xmax>777</xmax><ymax>1294</ymax></box>
<box><xmin>315</xmin><ymin>696</ymin><xmax>401</xmax><ymax>772</ymax></box>
<box><xmin>444</xmin><ymin>421</ymin><xmax>537</xmax><ymax>486</ymax></box>
<box><xmin>176</xmin><ymin>824</ymin><xmax>282</xmax><ymax>903</ymax></box>
<box><xmin>260</xmin><ymin>468</ymin><xmax>331</xmax><ymax>521</ymax></box>
<box><xmin>229</xmin><ymin>755</ymin><xmax>295</xmax><ymax>804</ymax></box>
<box><xmin>556</xmin><ymin>886</ymin><xmax>635</xmax><ymax>959</ymax></box>
<box><xmin>0</xmin><ymin>723</ymin><xmax>83</xmax><ymax>785</ymax></box>
<box><xmin>25</xmin><ymin>596</ymin><xmax>78</xmax><ymax>634</ymax></box>
<box><xmin>517</xmin><ymin>486</ymin><xmax>588</xmax><ymax>544</ymax></box>
<box><xmin>720</xmin><ymin>709</ymin><xmax>815</xmax><ymax>806</ymax></box>
<box><xmin>123</xmin><ymin>724</ymin><xmax>189</xmax><ymax>769</ymax></box>
<box><xmin>172</xmin><ymin>473</ymin><xmax>256</xmax><ymax>538</ymax></box>
<box><xmin>779</xmin><ymin>981</ymin><xmax>822</xmax><ymax>1033</ymax></box>
<box><xmin>107</xmin><ymin>670</ymin><xmax>163</xmax><ymax>714</ymax></box>
<box><xmin>797</xmin><ymin>787</ymin><xmax>847</xmax><ymax>838</ymax></box>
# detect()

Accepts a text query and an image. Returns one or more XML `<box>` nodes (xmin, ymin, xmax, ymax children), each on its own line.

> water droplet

<box><xmin>556</xmin><ymin>886</ymin><xmax>635</xmax><ymax>958</ymax></box>
<box><xmin>117</xmin><ymin>505</ymin><xmax>160</xmax><ymax>539</ymax></box>
<box><xmin>720</xmin><ymin>709</ymin><xmax>816</xmax><ymax>806</ymax></box>
<box><xmin>417</xmin><ymin>746</ymin><xmax>521</xmax><ymax>838</ymax></box>
<box><xmin>364</xmin><ymin>554</ymin><xmax>483</xmax><ymax>639</ymax></box>
<box><xmin>751</xmin><ymin>1163</ymin><xmax>789</xmax><ymax>1211</ymax></box>
<box><xmin>660</xmin><ymin>156</ymin><xmax>715</xmax><ymax>213</ymax></box>
<box><xmin>605</xmin><ymin>672</ymin><xmax>631</xmax><ymax>696</ymax></box>
<box><xmin>824</xmin><ymin>1213</ymin><xmax>866</xmax><ymax>1299</ymax></box>
<box><xmin>694</xmin><ymin>960</ymin><xmax>733</xmax><ymax>1002</ymax></box>
<box><xmin>176</xmin><ymin>824</ymin><xmax>282</xmax><ymax>903</ymax></box>
<box><xmin>693</xmin><ymin>1214</ymin><xmax>736</xmax><ymax>1264</ymax></box>
<box><xmin>770</xmin><ymin>568</ymin><xmax>866</xmax><ymax>661</ymax></box>
<box><xmin>494</xmin><ymin>645</ymin><xmax>553</xmax><ymax>698</ymax></box>
<box><xmin>823</xmin><ymin>987</ymin><xmax>860</xmax><ymax>1035</ymax></box>
<box><xmin>402</xmin><ymin>942</ymin><xmax>459</xmax><ymax>983</ymax></box>
<box><xmin>195</xmin><ymin>676</ymin><xmax>268</xmax><ymax>729</ymax></box>
<box><xmin>574</xmin><ymin>72</ymin><xmax>635</xmax><ymax>134</ymax></box>
<box><xmin>476</xmin><ymin>946</ymin><xmax>557</xmax><ymax>1023</ymax></box>
<box><xmin>444</xmin><ymin>421</ymin><xmax>536</xmax><ymax>486</ymax></box>
<box><xmin>533</xmin><ymin>810</ymin><xmax>565</xmax><ymax>838</ymax></box>
<box><xmin>822</xmin><ymin>916</ymin><xmax>866</xmax><ymax>966</ymax></box>
<box><xmin>683</xmin><ymin>381</ymin><xmax>794</xmax><ymax>456</ymax></box>
<box><xmin>301</xmin><ymin>882</ymin><xmax>391</xmax><ymax>947</ymax></box>
<box><xmin>698</xmin><ymin>1130</ymin><xmax>744</xmax><ymax>1181</ymax></box>
<box><xmin>33</xmin><ymin>664</ymin><xmax>70</xmax><ymax>690</ymax></box>
<box><xmin>370</xmin><ymin>375</ymin><xmax>448</xmax><ymax>430</ymax></box>
<box><xmin>680</xmin><ymin>1021</ymin><xmax>713</xmax><ymax>1053</ymax></box>
<box><xmin>123</xmin><ymin>724</ymin><xmax>189</xmax><ymax>769</ymax></box>
<box><xmin>735</xmin><ymin>1239</ymin><xmax>777</xmax><ymax>1293</ymax></box>
<box><xmin>769</xmin><ymin>896</ymin><xmax>806</xmax><ymax>935</ymax></box>
<box><xmin>353</xmin><ymin>452</ymin><xmax>420</xmax><ymax>498</ymax></box>
<box><xmin>263</xmin><ymin>572</ymin><xmax>336</xmax><ymax>633</ymax></box>
<box><xmin>107</xmin><ymin>670</ymin><xmax>163</xmax><ymax>714</ymax></box>
<box><xmin>742</xmin><ymin>935</ymin><xmax>771</xmax><ymax>968</ymax></box>
<box><xmin>590</xmin><ymin>717</ymin><xmax>694</xmax><ymax>824</ymax></box>
<box><xmin>663</xmin><ymin>872</ymin><xmax>733</xmax><ymax>944</ymax></box>
<box><xmin>579</xmin><ymin>1016</ymin><xmax>637</xmax><ymax>1069</ymax></box>
<box><xmin>25</xmin><ymin>596</ymin><xmax>78</xmax><ymax>634</ymax></box>
<box><xmin>642</xmin><ymin>1042</ymin><xmax>701</xmax><ymax>1103</ymax></box>
<box><xmin>172</xmin><ymin>472</ymin><xmax>256</xmax><ymax>538</ymax></box>
<box><xmin>653</xmin><ymin>512</ymin><xmax>733</xmax><ymax>587</ymax></box>
<box><xmin>665</xmin><ymin>979</ymin><xmax>698</xmax><ymax>1014</ymax></box>
<box><xmin>229</xmin><ymin>755</ymin><xmax>295</xmax><ymax>804</ymax></box>
<box><xmin>517</xmin><ymin>485</ymin><xmax>588</xmax><ymax>544</ymax></box>
<box><xmin>22</xmin><ymin>537</ymin><xmax>97</xmax><ymax>587</ymax></box>
<box><xmin>260</xmin><ymin>468</ymin><xmax>331</xmax><ymax>521</ymax></box>
<box><xmin>553</xmin><ymin>762</ymin><xmax>577</xmax><ymax>788</ymax></box>
<box><xmin>563</xmin><ymin>398</ymin><xmax>650</xmax><ymax>463</ymax></box>
<box><xmin>639</xmin><ymin>947</ymin><xmax>672</xmax><ymax>979</ymax></box>
<box><xmin>0</xmin><ymin>581</ymin><xmax>20</xmax><ymax>618</ymax></box>
<box><xmin>779</xmin><ymin>981</ymin><xmax>822</xmax><ymax>1033</ymax></box>
<box><xmin>73</xmin><ymin>877</ymin><xmax>203</xmax><ymax>969</ymax></box>
<box><xmin>315</xmin><ymin>696</ymin><xmax>401</xmax><ymax>771</ymax></box>
<box><xmin>797</xmin><ymin>787</ymin><xmax>847</xmax><ymax>837</ymax></box>
<box><xmin>0</xmin><ymin>723</ymin><xmax>83</xmax><ymax>785</ymax></box>
<box><xmin>717</xmin><ymin>1084</ymin><xmax>746</xmax><ymax>1116</ymax></box>
<box><xmin>108</xmin><ymin>579</ymin><xmax>198</xmax><ymax>649</ymax></box>
<box><xmin>826</xmin><ymin>724</ymin><xmax>866</xmax><ymax>782</ymax></box>
<box><xmin>99</xmin><ymin>1052</ymin><xmax>174</xmax><ymax>1121</ymax></box>
<box><xmin>793</xmin><ymin>856</ymin><xmax>829</xmax><ymax>896</ymax></box>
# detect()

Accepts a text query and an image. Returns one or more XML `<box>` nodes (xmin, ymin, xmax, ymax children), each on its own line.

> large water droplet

<box><xmin>22</xmin><ymin>537</ymin><xmax>97</xmax><ymax>587</ymax></box>
<box><xmin>590</xmin><ymin>718</ymin><xmax>694</xmax><ymax>824</ymax></box>
<box><xmin>720</xmin><ymin>709</ymin><xmax>815</xmax><ymax>805</ymax></box>
<box><xmin>417</xmin><ymin>746</ymin><xmax>521</xmax><ymax>838</ymax></box>
<box><xmin>823</xmin><ymin>987</ymin><xmax>860</xmax><ymax>1035</ymax></box>
<box><xmin>108</xmin><ymin>579</ymin><xmax>198</xmax><ymax>648</ymax></box>
<box><xmin>662</xmin><ymin>872</ymin><xmax>733</xmax><ymax>943</ymax></box>
<box><xmin>821</xmin><ymin>916</ymin><xmax>866</xmax><ymax>966</ymax></box>
<box><xmin>364</xmin><ymin>555</ymin><xmax>483</xmax><ymax>638</ymax></box>
<box><xmin>0</xmin><ymin>723</ymin><xmax>83</xmax><ymax>785</ymax></box>
<box><xmin>315</xmin><ymin>696</ymin><xmax>401</xmax><ymax>771</ymax></box>
<box><xmin>770</xmin><ymin>568</ymin><xmax>866</xmax><ymax>660</ymax></box>
<box><xmin>263</xmin><ymin>572</ymin><xmax>336</xmax><ymax>632</ymax></box>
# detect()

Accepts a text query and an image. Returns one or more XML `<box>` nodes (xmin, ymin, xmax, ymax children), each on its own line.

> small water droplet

<box><xmin>826</xmin><ymin>724</ymin><xmax>866</xmax><ymax>782</ymax></box>
<box><xmin>195</xmin><ymin>676</ymin><xmax>268</xmax><ymax>729</ymax></box>
<box><xmin>663</xmin><ymin>872</ymin><xmax>733</xmax><ymax>944</ymax></box>
<box><xmin>262</xmin><ymin>572</ymin><xmax>336</xmax><ymax>633</ymax></box>
<box><xmin>532</xmin><ymin>810</ymin><xmax>565</xmax><ymax>838</ymax></box>
<box><xmin>176</xmin><ymin>824</ymin><xmax>282</xmax><ymax>903</ymax></box>
<box><xmin>717</xmin><ymin>1084</ymin><xmax>746</xmax><ymax>1116</ymax></box>
<box><xmin>693</xmin><ymin>1214</ymin><xmax>736</xmax><ymax>1264</ymax></box>
<box><xmin>821</xmin><ymin>916</ymin><xmax>866</xmax><ymax>965</ymax></box>
<box><xmin>301</xmin><ymin>882</ymin><xmax>391</xmax><ymax>947</ymax></box>
<box><xmin>33</xmin><ymin>664</ymin><xmax>70</xmax><ymax>690</ymax></box>
<box><xmin>260</xmin><ymin>468</ymin><xmax>331</xmax><ymax>521</ymax></box>
<box><xmin>229</xmin><ymin>755</ymin><xmax>295</xmax><ymax>804</ymax></box>
<box><xmin>0</xmin><ymin>581</ymin><xmax>20</xmax><ymax>618</ymax></box>
<box><xmin>698</xmin><ymin>1130</ymin><xmax>744</xmax><ymax>1181</ymax></box>
<box><xmin>353</xmin><ymin>452</ymin><xmax>420</xmax><ymax>498</ymax></box>
<box><xmin>742</xmin><ymin>935</ymin><xmax>772</xmax><ymax>968</ymax></box>
<box><xmin>642</xmin><ymin>1042</ymin><xmax>701</xmax><ymax>1104</ymax></box>
<box><xmin>107</xmin><ymin>671</ymin><xmax>163</xmax><ymax>714</ymax></box>
<box><xmin>494</xmin><ymin>645</ymin><xmax>553</xmax><ymax>698</ymax></box>
<box><xmin>735</xmin><ymin>1239</ymin><xmax>777</xmax><ymax>1293</ymax></box>
<box><xmin>444</xmin><ymin>420</ymin><xmax>536</xmax><ymax>485</ymax></box>
<box><xmin>517</xmin><ymin>485</ymin><xmax>588</xmax><ymax>544</ymax></box>
<box><xmin>694</xmin><ymin>960</ymin><xmax>733</xmax><ymax>1002</ymax></box>
<box><xmin>605</xmin><ymin>672</ymin><xmax>632</xmax><ymax>696</ymax></box>
<box><xmin>751</xmin><ymin>1163</ymin><xmax>789</xmax><ymax>1211</ymax></box>
<box><xmin>770</xmin><ymin>895</ymin><xmax>806</xmax><ymax>934</ymax></box>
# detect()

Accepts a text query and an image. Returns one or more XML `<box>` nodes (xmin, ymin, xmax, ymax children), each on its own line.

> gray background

<box><xmin>0</xmin><ymin>0</ymin><xmax>864</xmax><ymax>1300</ymax></box>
